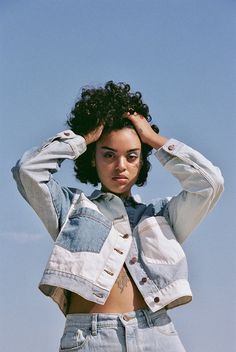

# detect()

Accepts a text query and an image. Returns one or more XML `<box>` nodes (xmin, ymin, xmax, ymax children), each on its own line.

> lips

<box><xmin>112</xmin><ymin>176</ymin><xmax>128</xmax><ymax>184</ymax></box>
<box><xmin>112</xmin><ymin>176</ymin><xmax>128</xmax><ymax>180</ymax></box>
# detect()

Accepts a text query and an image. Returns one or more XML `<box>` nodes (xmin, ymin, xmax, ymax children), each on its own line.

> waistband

<box><xmin>65</xmin><ymin>308</ymin><xmax>168</xmax><ymax>336</ymax></box>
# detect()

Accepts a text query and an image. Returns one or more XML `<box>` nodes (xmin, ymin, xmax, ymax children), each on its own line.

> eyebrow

<box><xmin>101</xmin><ymin>146</ymin><xmax>141</xmax><ymax>152</ymax></box>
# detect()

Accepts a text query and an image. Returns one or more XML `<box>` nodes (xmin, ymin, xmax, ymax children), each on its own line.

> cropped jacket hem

<box><xmin>12</xmin><ymin>130</ymin><xmax>224</xmax><ymax>315</ymax></box>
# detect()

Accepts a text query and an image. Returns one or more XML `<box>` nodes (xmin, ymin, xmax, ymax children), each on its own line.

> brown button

<box><xmin>130</xmin><ymin>257</ymin><xmax>137</xmax><ymax>264</ymax></box>
<box><xmin>123</xmin><ymin>234</ymin><xmax>129</xmax><ymax>239</ymax></box>
<box><xmin>168</xmin><ymin>144</ymin><xmax>175</xmax><ymax>151</ymax></box>
<box><xmin>154</xmin><ymin>297</ymin><xmax>160</xmax><ymax>303</ymax></box>
<box><xmin>123</xmin><ymin>314</ymin><xmax>132</xmax><ymax>321</ymax></box>
<box><xmin>64</xmin><ymin>132</ymin><xmax>70</xmax><ymax>136</ymax></box>
<box><xmin>104</xmin><ymin>269</ymin><xmax>114</xmax><ymax>276</ymax></box>
<box><xmin>114</xmin><ymin>248</ymin><xmax>123</xmax><ymax>255</ymax></box>
<box><xmin>141</xmin><ymin>277</ymin><xmax>147</xmax><ymax>283</ymax></box>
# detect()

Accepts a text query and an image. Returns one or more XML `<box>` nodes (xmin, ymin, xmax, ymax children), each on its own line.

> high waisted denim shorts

<box><xmin>59</xmin><ymin>308</ymin><xmax>186</xmax><ymax>352</ymax></box>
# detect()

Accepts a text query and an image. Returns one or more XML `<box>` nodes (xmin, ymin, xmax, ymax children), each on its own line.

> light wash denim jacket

<box><xmin>12</xmin><ymin>130</ymin><xmax>224</xmax><ymax>315</ymax></box>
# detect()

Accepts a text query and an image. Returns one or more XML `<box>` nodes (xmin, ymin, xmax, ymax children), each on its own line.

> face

<box><xmin>94</xmin><ymin>128</ymin><xmax>142</xmax><ymax>197</ymax></box>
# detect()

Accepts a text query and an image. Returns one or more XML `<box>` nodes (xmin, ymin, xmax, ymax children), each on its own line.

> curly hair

<box><xmin>66</xmin><ymin>80</ymin><xmax>159</xmax><ymax>186</ymax></box>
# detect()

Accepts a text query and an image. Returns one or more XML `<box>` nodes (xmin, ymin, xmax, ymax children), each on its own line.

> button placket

<box><xmin>103</xmin><ymin>269</ymin><xmax>114</xmax><ymax>276</ymax></box>
<box><xmin>141</xmin><ymin>277</ymin><xmax>147</xmax><ymax>283</ymax></box>
<box><xmin>130</xmin><ymin>257</ymin><xmax>137</xmax><ymax>264</ymax></box>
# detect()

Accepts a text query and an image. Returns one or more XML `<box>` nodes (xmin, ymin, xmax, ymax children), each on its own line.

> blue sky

<box><xmin>1</xmin><ymin>0</ymin><xmax>235</xmax><ymax>351</ymax></box>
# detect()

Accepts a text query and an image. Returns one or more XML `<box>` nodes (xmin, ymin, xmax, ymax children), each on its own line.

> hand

<box><xmin>84</xmin><ymin>125</ymin><xmax>104</xmax><ymax>145</ymax></box>
<box><xmin>123</xmin><ymin>112</ymin><xmax>157</xmax><ymax>145</ymax></box>
<box><xmin>123</xmin><ymin>111</ymin><xmax>168</xmax><ymax>149</ymax></box>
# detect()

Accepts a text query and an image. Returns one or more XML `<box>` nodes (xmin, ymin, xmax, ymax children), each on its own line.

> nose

<box><xmin>115</xmin><ymin>156</ymin><xmax>126</xmax><ymax>171</ymax></box>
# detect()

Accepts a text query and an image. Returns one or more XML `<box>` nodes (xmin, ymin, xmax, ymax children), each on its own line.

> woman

<box><xmin>12</xmin><ymin>81</ymin><xmax>224</xmax><ymax>351</ymax></box>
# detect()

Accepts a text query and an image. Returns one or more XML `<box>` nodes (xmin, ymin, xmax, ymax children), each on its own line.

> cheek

<box><xmin>95</xmin><ymin>160</ymin><xmax>111</xmax><ymax>179</ymax></box>
<box><xmin>130</xmin><ymin>162</ymin><xmax>142</xmax><ymax>176</ymax></box>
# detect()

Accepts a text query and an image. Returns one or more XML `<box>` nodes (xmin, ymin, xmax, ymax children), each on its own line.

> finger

<box><xmin>123</xmin><ymin>111</ymin><xmax>138</xmax><ymax>119</ymax></box>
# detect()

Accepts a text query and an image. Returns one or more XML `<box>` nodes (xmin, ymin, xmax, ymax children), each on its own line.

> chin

<box><xmin>109</xmin><ymin>187</ymin><xmax>130</xmax><ymax>196</ymax></box>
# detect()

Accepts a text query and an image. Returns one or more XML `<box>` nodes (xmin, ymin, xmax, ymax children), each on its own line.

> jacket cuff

<box><xmin>55</xmin><ymin>130</ymin><xmax>87</xmax><ymax>159</ymax></box>
<box><xmin>154</xmin><ymin>139</ymin><xmax>185</xmax><ymax>166</ymax></box>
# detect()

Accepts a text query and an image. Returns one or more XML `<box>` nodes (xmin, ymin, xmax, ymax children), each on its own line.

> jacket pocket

<box><xmin>138</xmin><ymin>216</ymin><xmax>185</xmax><ymax>265</ymax></box>
<box><xmin>56</xmin><ymin>207</ymin><xmax>112</xmax><ymax>253</ymax></box>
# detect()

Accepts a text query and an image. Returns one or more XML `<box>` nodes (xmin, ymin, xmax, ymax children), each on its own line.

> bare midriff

<box><xmin>68</xmin><ymin>264</ymin><xmax>147</xmax><ymax>314</ymax></box>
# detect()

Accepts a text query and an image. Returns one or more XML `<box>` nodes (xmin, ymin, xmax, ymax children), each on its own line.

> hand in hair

<box><xmin>123</xmin><ymin>111</ymin><xmax>168</xmax><ymax>149</ymax></box>
<box><xmin>84</xmin><ymin>125</ymin><xmax>104</xmax><ymax>145</ymax></box>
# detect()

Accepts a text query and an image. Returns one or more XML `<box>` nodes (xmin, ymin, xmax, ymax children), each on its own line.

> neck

<box><xmin>100</xmin><ymin>187</ymin><xmax>132</xmax><ymax>200</ymax></box>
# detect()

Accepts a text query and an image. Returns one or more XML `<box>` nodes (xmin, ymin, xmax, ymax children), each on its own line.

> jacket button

<box><xmin>141</xmin><ymin>277</ymin><xmax>147</xmax><ymax>283</ymax></box>
<box><xmin>104</xmin><ymin>269</ymin><xmax>114</xmax><ymax>276</ymax></box>
<box><xmin>168</xmin><ymin>144</ymin><xmax>175</xmax><ymax>151</ymax></box>
<box><xmin>114</xmin><ymin>248</ymin><xmax>123</xmax><ymax>255</ymax></box>
<box><xmin>154</xmin><ymin>297</ymin><xmax>160</xmax><ymax>303</ymax></box>
<box><xmin>130</xmin><ymin>257</ymin><xmax>137</xmax><ymax>264</ymax></box>
<box><xmin>123</xmin><ymin>314</ymin><xmax>132</xmax><ymax>321</ymax></box>
<box><xmin>93</xmin><ymin>292</ymin><xmax>103</xmax><ymax>298</ymax></box>
<box><xmin>123</xmin><ymin>234</ymin><xmax>129</xmax><ymax>239</ymax></box>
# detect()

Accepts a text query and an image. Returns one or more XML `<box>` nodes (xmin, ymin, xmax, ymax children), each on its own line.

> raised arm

<box><xmin>12</xmin><ymin>131</ymin><xmax>86</xmax><ymax>239</ymax></box>
<box><xmin>124</xmin><ymin>112</ymin><xmax>224</xmax><ymax>243</ymax></box>
<box><xmin>155</xmin><ymin>139</ymin><xmax>224</xmax><ymax>242</ymax></box>
<box><xmin>11</xmin><ymin>126</ymin><xmax>103</xmax><ymax>240</ymax></box>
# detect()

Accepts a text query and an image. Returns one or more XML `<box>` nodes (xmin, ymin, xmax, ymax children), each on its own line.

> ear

<box><xmin>91</xmin><ymin>158</ymin><xmax>96</xmax><ymax>167</ymax></box>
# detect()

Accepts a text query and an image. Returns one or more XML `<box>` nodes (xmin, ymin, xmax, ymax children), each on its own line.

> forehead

<box><xmin>96</xmin><ymin>128</ymin><xmax>141</xmax><ymax>150</ymax></box>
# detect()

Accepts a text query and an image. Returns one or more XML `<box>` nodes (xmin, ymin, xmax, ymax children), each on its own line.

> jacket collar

<box><xmin>88</xmin><ymin>189</ymin><xmax>140</xmax><ymax>207</ymax></box>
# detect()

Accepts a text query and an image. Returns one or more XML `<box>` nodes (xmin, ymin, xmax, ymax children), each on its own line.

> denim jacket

<box><xmin>12</xmin><ymin>130</ymin><xmax>224</xmax><ymax>315</ymax></box>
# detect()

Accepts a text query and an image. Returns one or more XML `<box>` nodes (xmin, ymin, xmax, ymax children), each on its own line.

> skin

<box><xmin>68</xmin><ymin>113</ymin><xmax>168</xmax><ymax>314</ymax></box>
<box><xmin>94</xmin><ymin>128</ymin><xmax>142</xmax><ymax>198</ymax></box>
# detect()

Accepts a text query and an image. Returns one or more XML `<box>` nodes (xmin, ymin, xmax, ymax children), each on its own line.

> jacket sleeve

<box><xmin>11</xmin><ymin>130</ymin><xmax>87</xmax><ymax>240</ymax></box>
<box><xmin>155</xmin><ymin>139</ymin><xmax>224</xmax><ymax>243</ymax></box>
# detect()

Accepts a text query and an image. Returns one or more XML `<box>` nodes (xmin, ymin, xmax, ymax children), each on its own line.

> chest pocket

<box><xmin>138</xmin><ymin>216</ymin><xmax>185</xmax><ymax>265</ymax></box>
<box><xmin>56</xmin><ymin>207</ymin><xmax>112</xmax><ymax>253</ymax></box>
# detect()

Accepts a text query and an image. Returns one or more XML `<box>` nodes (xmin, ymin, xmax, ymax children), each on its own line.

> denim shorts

<box><xmin>59</xmin><ymin>308</ymin><xmax>186</xmax><ymax>352</ymax></box>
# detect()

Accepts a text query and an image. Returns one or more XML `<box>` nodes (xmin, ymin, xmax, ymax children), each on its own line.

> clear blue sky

<box><xmin>1</xmin><ymin>1</ymin><xmax>235</xmax><ymax>351</ymax></box>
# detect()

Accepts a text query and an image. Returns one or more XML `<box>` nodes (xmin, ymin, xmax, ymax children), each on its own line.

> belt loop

<box><xmin>142</xmin><ymin>309</ymin><xmax>153</xmax><ymax>328</ymax></box>
<box><xmin>91</xmin><ymin>314</ymin><xmax>98</xmax><ymax>336</ymax></box>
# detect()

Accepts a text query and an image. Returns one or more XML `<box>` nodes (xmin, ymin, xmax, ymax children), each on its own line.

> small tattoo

<box><xmin>138</xmin><ymin>128</ymin><xmax>143</xmax><ymax>134</ymax></box>
<box><xmin>116</xmin><ymin>267</ymin><xmax>130</xmax><ymax>293</ymax></box>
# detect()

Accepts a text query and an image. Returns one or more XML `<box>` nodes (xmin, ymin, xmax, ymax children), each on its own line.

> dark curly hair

<box><xmin>66</xmin><ymin>81</ymin><xmax>159</xmax><ymax>187</ymax></box>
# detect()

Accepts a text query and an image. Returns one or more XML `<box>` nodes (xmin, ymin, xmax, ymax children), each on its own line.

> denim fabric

<box><xmin>12</xmin><ymin>131</ymin><xmax>224</xmax><ymax>314</ymax></box>
<box><xmin>56</xmin><ymin>208</ymin><xmax>112</xmax><ymax>253</ymax></box>
<box><xmin>59</xmin><ymin>309</ymin><xmax>186</xmax><ymax>352</ymax></box>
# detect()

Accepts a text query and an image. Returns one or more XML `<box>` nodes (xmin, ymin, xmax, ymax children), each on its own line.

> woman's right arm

<box><xmin>11</xmin><ymin>130</ymin><xmax>87</xmax><ymax>240</ymax></box>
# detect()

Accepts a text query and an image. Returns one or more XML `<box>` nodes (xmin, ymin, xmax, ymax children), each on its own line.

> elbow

<box><xmin>11</xmin><ymin>159</ymin><xmax>23</xmax><ymax>183</ymax></box>
<box><xmin>12</xmin><ymin>159</ymin><xmax>29</xmax><ymax>183</ymax></box>
<box><xmin>212</xmin><ymin>167</ymin><xmax>224</xmax><ymax>199</ymax></box>
<box><xmin>11</xmin><ymin>159</ymin><xmax>32</xmax><ymax>201</ymax></box>
<box><xmin>206</xmin><ymin>166</ymin><xmax>224</xmax><ymax>205</ymax></box>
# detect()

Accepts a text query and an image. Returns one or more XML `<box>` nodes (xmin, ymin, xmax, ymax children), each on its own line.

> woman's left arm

<box><xmin>124</xmin><ymin>112</ymin><xmax>224</xmax><ymax>243</ymax></box>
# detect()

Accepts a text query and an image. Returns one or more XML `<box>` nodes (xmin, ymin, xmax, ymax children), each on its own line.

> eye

<box><xmin>127</xmin><ymin>153</ymin><xmax>139</xmax><ymax>161</ymax></box>
<box><xmin>103</xmin><ymin>152</ymin><xmax>115</xmax><ymax>159</ymax></box>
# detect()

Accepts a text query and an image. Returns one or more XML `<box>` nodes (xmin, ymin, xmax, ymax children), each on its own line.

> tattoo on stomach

<box><xmin>115</xmin><ymin>266</ymin><xmax>131</xmax><ymax>293</ymax></box>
